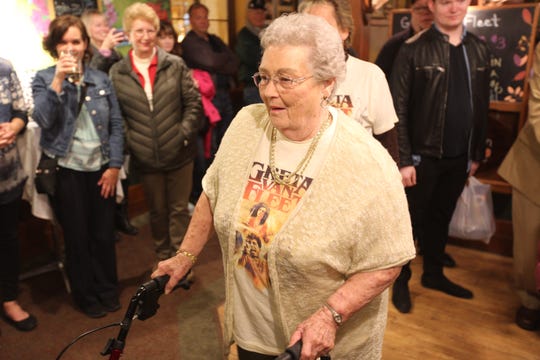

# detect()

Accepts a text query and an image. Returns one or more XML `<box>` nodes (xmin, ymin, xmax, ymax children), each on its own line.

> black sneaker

<box><xmin>392</xmin><ymin>277</ymin><xmax>412</xmax><ymax>313</ymax></box>
<box><xmin>421</xmin><ymin>274</ymin><xmax>473</xmax><ymax>299</ymax></box>
<box><xmin>101</xmin><ymin>299</ymin><xmax>121</xmax><ymax>313</ymax></box>
<box><xmin>80</xmin><ymin>303</ymin><xmax>107</xmax><ymax>318</ymax></box>
<box><xmin>116</xmin><ymin>221</ymin><xmax>139</xmax><ymax>236</ymax></box>
<box><xmin>115</xmin><ymin>210</ymin><xmax>138</xmax><ymax>236</ymax></box>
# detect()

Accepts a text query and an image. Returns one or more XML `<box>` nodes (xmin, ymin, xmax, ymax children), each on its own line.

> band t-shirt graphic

<box><xmin>232</xmin><ymin>109</ymin><xmax>337</xmax><ymax>354</ymax></box>
<box><xmin>329</xmin><ymin>56</ymin><xmax>397</xmax><ymax>135</ymax></box>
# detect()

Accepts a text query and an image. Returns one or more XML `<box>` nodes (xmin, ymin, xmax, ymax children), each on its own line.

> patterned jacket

<box><xmin>0</xmin><ymin>58</ymin><xmax>27</xmax><ymax>203</ymax></box>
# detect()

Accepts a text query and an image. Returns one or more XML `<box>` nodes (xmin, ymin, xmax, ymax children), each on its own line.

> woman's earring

<box><xmin>320</xmin><ymin>95</ymin><xmax>330</xmax><ymax>108</ymax></box>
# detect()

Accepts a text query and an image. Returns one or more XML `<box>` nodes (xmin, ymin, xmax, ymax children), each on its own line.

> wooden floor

<box><xmin>384</xmin><ymin>245</ymin><xmax>540</xmax><ymax>360</ymax></box>
<box><xmin>225</xmin><ymin>245</ymin><xmax>540</xmax><ymax>359</ymax></box>
<box><xmin>10</xmin><ymin>211</ymin><xmax>540</xmax><ymax>359</ymax></box>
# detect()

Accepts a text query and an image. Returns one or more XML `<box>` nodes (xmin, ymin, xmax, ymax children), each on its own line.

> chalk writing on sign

<box><xmin>465</xmin><ymin>7</ymin><xmax>534</xmax><ymax>102</ymax></box>
<box><xmin>389</xmin><ymin>5</ymin><xmax>536</xmax><ymax>103</ymax></box>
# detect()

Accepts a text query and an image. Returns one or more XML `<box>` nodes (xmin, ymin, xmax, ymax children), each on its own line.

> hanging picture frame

<box><xmin>265</xmin><ymin>0</ymin><xmax>297</xmax><ymax>21</ymax></box>
<box><xmin>50</xmin><ymin>0</ymin><xmax>99</xmax><ymax>17</ymax></box>
<box><xmin>278</xmin><ymin>0</ymin><xmax>297</xmax><ymax>16</ymax></box>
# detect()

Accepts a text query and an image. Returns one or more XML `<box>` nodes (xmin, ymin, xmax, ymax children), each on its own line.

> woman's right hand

<box><xmin>151</xmin><ymin>255</ymin><xmax>192</xmax><ymax>294</ymax></box>
<box><xmin>54</xmin><ymin>51</ymin><xmax>77</xmax><ymax>80</ymax></box>
<box><xmin>101</xmin><ymin>28</ymin><xmax>126</xmax><ymax>51</ymax></box>
<box><xmin>0</xmin><ymin>122</ymin><xmax>16</xmax><ymax>148</ymax></box>
<box><xmin>288</xmin><ymin>307</ymin><xmax>337</xmax><ymax>360</ymax></box>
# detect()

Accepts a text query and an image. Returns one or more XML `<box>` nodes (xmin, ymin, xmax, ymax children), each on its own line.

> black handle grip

<box><xmin>146</xmin><ymin>272</ymin><xmax>193</xmax><ymax>294</ymax></box>
<box><xmin>275</xmin><ymin>340</ymin><xmax>302</xmax><ymax>360</ymax></box>
<box><xmin>141</xmin><ymin>275</ymin><xmax>169</xmax><ymax>293</ymax></box>
<box><xmin>274</xmin><ymin>340</ymin><xmax>331</xmax><ymax>360</ymax></box>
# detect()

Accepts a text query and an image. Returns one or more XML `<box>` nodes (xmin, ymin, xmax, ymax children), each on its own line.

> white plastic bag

<box><xmin>449</xmin><ymin>176</ymin><xmax>496</xmax><ymax>243</ymax></box>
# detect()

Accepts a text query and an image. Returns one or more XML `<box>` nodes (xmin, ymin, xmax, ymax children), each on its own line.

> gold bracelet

<box><xmin>176</xmin><ymin>249</ymin><xmax>197</xmax><ymax>265</ymax></box>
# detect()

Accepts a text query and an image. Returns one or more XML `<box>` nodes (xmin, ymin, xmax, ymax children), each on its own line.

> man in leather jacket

<box><xmin>390</xmin><ymin>0</ymin><xmax>491</xmax><ymax>311</ymax></box>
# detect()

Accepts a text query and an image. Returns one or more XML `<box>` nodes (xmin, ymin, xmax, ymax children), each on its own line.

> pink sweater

<box><xmin>192</xmin><ymin>69</ymin><xmax>221</xmax><ymax>158</ymax></box>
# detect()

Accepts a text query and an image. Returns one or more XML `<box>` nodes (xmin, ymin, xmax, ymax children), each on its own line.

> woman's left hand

<box><xmin>98</xmin><ymin>167</ymin><xmax>119</xmax><ymax>198</ymax></box>
<box><xmin>288</xmin><ymin>307</ymin><xmax>337</xmax><ymax>360</ymax></box>
<box><xmin>0</xmin><ymin>122</ymin><xmax>17</xmax><ymax>148</ymax></box>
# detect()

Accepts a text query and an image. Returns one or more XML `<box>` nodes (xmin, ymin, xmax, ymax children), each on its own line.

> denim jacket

<box><xmin>32</xmin><ymin>65</ymin><xmax>124</xmax><ymax>168</ymax></box>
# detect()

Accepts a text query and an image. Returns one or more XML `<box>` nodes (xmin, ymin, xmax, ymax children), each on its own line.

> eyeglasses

<box><xmin>132</xmin><ymin>28</ymin><xmax>157</xmax><ymax>37</ymax></box>
<box><xmin>252</xmin><ymin>72</ymin><xmax>313</xmax><ymax>90</ymax></box>
<box><xmin>412</xmin><ymin>6</ymin><xmax>431</xmax><ymax>15</ymax></box>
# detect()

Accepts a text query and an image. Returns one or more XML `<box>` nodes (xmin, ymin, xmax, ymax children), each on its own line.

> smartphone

<box><xmin>114</xmin><ymin>28</ymin><xmax>129</xmax><ymax>47</ymax></box>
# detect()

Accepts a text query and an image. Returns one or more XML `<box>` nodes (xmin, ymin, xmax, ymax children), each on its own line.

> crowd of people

<box><xmin>1</xmin><ymin>0</ymin><xmax>538</xmax><ymax>359</ymax></box>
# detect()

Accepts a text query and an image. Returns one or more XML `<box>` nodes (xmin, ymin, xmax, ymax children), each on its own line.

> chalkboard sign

<box><xmin>53</xmin><ymin>0</ymin><xmax>98</xmax><ymax>17</ymax></box>
<box><xmin>466</xmin><ymin>4</ymin><xmax>538</xmax><ymax>102</ymax></box>
<box><xmin>388</xmin><ymin>4</ymin><xmax>539</xmax><ymax>104</ymax></box>
<box><xmin>389</xmin><ymin>10</ymin><xmax>411</xmax><ymax>37</ymax></box>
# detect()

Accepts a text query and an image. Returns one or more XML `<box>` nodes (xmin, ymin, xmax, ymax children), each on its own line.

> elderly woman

<box><xmin>0</xmin><ymin>58</ymin><xmax>37</xmax><ymax>331</ymax></box>
<box><xmin>32</xmin><ymin>15</ymin><xmax>124</xmax><ymax>318</ymax></box>
<box><xmin>153</xmin><ymin>13</ymin><xmax>414</xmax><ymax>359</ymax></box>
<box><xmin>299</xmin><ymin>0</ymin><xmax>400</xmax><ymax>163</ymax></box>
<box><xmin>109</xmin><ymin>3</ymin><xmax>201</xmax><ymax>263</ymax></box>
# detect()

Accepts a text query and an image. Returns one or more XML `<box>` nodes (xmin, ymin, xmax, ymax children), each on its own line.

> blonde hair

<box><xmin>80</xmin><ymin>9</ymin><xmax>104</xmax><ymax>30</ymax></box>
<box><xmin>122</xmin><ymin>2</ymin><xmax>160</xmax><ymax>33</ymax></box>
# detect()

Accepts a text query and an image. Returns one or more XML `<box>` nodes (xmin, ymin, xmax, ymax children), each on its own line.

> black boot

<box><xmin>115</xmin><ymin>200</ymin><xmax>138</xmax><ymax>236</ymax></box>
<box><xmin>392</xmin><ymin>264</ymin><xmax>412</xmax><ymax>313</ymax></box>
<box><xmin>515</xmin><ymin>306</ymin><xmax>540</xmax><ymax>331</ymax></box>
<box><xmin>442</xmin><ymin>252</ymin><xmax>456</xmax><ymax>267</ymax></box>
<box><xmin>418</xmin><ymin>248</ymin><xmax>457</xmax><ymax>268</ymax></box>
<box><xmin>421</xmin><ymin>273</ymin><xmax>473</xmax><ymax>299</ymax></box>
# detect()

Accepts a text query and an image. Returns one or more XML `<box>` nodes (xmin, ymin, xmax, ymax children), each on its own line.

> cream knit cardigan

<box><xmin>203</xmin><ymin>104</ymin><xmax>415</xmax><ymax>359</ymax></box>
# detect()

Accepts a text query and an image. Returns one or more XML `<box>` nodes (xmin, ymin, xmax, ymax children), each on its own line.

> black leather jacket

<box><xmin>391</xmin><ymin>26</ymin><xmax>491</xmax><ymax>168</ymax></box>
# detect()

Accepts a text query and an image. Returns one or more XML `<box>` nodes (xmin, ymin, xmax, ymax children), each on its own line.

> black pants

<box><xmin>0</xmin><ymin>197</ymin><xmax>22</xmax><ymax>302</ymax></box>
<box><xmin>191</xmin><ymin>134</ymin><xmax>208</xmax><ymax>204</ymax></box>
<box><xmin>54</xmin><ymin>167</ymin><xmax>118</xmax><ymax>309</ymax></box>
<box><xmin>237</xmin><ymin>346</ymin><xmax>276</xmax><ymax>360</ymax></box>
<box><xmin>211</xmin><ymin>88</ymin><xmax>234</xmax><ymax>156</ymax></box>
<box><xmin>406</xmin><ymin>155</ymin><xmax>468</xmax><ymax>276</ymax></box>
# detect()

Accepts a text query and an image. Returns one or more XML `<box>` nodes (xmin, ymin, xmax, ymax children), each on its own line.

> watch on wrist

<box><xmin>324</xmin><ymin>302</ymin><xmax>343</xmax><ymax>326</ymax></box>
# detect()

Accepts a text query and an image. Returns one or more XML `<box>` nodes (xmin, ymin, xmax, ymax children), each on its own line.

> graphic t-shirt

<box><xmin>232</xmin><ymin>109</ymin><xmax>337</xmax><ymax>355</ymax></box>
<box><xmin>330</xmin><ymin>56</ymin><xmax>397</xmax><ymax>135</ymax></box>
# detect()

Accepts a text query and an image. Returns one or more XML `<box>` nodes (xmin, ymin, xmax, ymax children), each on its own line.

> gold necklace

<box><xmin>269</xmin><ymin>113</ymin><xmax>332</xmax><ymax>186</ymax></box>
